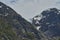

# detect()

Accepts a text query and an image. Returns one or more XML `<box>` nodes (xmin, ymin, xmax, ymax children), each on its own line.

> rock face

<box><xmin>0</xmin><ymin>2</ymin><xmax>41</xmax><ymax>40</ymax></box>
<box><xmin>32</xmin><ymin>8</ymin><xmax>60</xmax><ymax>38</ymax></box>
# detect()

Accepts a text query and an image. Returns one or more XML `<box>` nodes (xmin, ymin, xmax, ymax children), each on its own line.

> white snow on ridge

<box><xmin>36</xmin><ymin>26</ymin><xmax>41</xmax><ymax>30</ymax></box>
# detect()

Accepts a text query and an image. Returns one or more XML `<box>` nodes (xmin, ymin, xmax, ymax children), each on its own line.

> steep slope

<box><xmin>0</xmin><ymin>2</ymin><xmax>42</xmax><ymax>40</ymax></box>
<box><xmin>32</xmin><ymin>8</ymin><xmax>60</xmax><ymax>39</ymax></box>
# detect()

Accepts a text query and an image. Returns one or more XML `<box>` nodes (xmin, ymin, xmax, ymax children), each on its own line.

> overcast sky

<box><xmin>0</xmin><ymin>0</ymin><xmax>60</xmax><ymax>21</ymax></box>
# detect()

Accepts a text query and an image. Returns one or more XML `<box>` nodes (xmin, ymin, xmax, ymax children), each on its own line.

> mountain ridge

<box><xmin>0</xmin><ymin>2</ymin><xmax>42</xmax><ymax>40</ymax></box>
<box><xmin>32</xmin><ymin>8</ymin><xmax>60</xmax><ymax>40</ymax></box>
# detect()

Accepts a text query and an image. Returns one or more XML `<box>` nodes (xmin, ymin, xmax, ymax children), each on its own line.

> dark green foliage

<box><xmin>26</xmin><ymin>32</ymin><xmax>34</xmax><ymax>39</ymax></box>
<box><xmin>0</xmin><ymin>19</ymin><xmax>17</xmax><ymax>40</ymax></box>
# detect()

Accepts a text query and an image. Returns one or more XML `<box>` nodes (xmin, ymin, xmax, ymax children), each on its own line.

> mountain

<box><xmin>0</xmin><ymin>2</ymin><xmax>60</xmax><ymax>40</ymax></box>
<box><xmin>0</xmin><ymin>2</ymin><xmax>42</xmax><ymax>40</ymax></box>
<box><xmin>32</xmin><ymin>8</ymin><xmax>60</xmax><ymax>39</ymax></box>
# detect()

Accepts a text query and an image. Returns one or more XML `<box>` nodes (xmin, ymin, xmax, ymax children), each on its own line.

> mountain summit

<box><xmin>0</xmin><ymin>2</ymin><xmax>41</xmax><ymax>40</ymax></box>
<box><xmin>32</xmin><ymin>8</ymin><xmax>60</xmax><ymax>38</ymax></box>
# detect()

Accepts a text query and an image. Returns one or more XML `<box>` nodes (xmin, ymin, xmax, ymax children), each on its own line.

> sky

<box><xmin>0</xmin><ymin>0</ymin><xmax>60</xmax><ymax>21</ymax></box>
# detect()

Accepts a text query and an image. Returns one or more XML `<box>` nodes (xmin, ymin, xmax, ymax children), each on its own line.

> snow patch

<box><xmin>36</xmin><ymin>26</ymin><xmax>41</xmax><ymax>30</ymax></box>
<box><xmin>0</xmin><ymin>5</ymin><xmax>2</xmax><ymax>8</ymax></box>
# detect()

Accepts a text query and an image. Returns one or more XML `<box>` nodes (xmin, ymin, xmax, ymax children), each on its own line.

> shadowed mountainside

<box><xmin>32</xmin><ymin>8</ymin><xmax>60</xmax><ymax>40</ymax></box>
